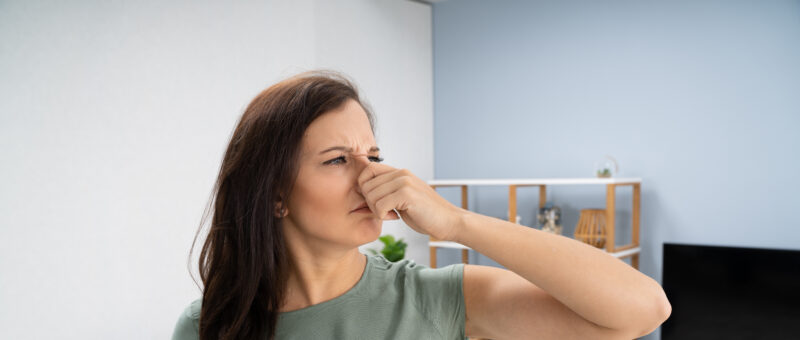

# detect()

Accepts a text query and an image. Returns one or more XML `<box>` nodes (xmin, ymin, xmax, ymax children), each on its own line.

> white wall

<box><xmin>316</xmin><ymin>1</ymin><xmax>435</xmax><ymax>269</ymax></box>
<box><xmin>0</xmin><ymin>0</ymin><xmax>432</xmax><ymax>338</ymax></box>
<box><xmin>314</xmin><ymin>0</ymin><xmax>435</xmax><ymax>268</ymax></box>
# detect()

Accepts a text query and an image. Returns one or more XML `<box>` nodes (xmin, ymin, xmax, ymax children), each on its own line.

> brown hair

<box><xmin>188</xmin><ymin>70</ymin><xmax>376</xmax><ymax>339</ymax></box>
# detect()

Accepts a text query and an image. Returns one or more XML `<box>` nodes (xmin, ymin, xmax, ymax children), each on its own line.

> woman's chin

<box><xmin>357</xmin><ymin>219</ymin><xmax>382</xmax><ymax>242</ymax></box>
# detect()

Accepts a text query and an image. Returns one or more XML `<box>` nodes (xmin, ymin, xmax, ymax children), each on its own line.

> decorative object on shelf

<box><xmin>536</xmin><ymin>201</ymin><xmax>563</xmax><ymax>235</ymax></box>
<box><xmin>574</xmin><ymin>209</ymin><xmax>607</xmax><ymax>248</ymax></box>
<box><xmin>367</xmin><ymin>234</ymin><xmax>407</xmax><ymax>262</ymax></box>
<box><xmin>594</xmin><ymin>155</ymin><xmax>619</xmax><ymax>178</ymax></box>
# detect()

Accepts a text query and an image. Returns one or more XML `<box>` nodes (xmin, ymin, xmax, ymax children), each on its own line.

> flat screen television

<box><xmin>661</xmin><ymin>243</ymin><xmax>800</xmax><ymax>338</ymax></box>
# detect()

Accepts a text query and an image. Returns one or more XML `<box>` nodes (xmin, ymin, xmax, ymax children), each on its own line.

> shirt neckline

<box><xmin>278</xmin><ymin>253</ymin><xmax>373</xmax><ymax>319</ymax></box>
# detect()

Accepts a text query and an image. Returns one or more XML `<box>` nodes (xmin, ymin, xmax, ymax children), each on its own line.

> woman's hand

<box><xmin>358</xmin><ymin>162</ymin><xmax>465</xmax><ymax>241</ymax></box>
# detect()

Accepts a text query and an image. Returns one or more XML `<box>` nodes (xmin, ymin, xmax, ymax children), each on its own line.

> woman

<box><xmin>171</xmin><ymin>70</ymin><xmax>671</xmax><ymax>340</ymax></box>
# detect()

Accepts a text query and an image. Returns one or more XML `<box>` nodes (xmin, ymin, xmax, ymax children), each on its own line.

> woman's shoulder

<box><xmin>171</xmin><ymin>298</ymin><xmax>201</xmax><ymax>340</ymax></box>
<box><xmin>183</xmin><ymin>298</ymin><xmax>202</xmax><ymax>320</ymax></box>
<box><xmin>367</xmin><ymin>254</ymin><xmax>466</xmax><ymax>337</ymax></box>
<box><xmin>367</xmin><ymin>254</ymin><xmax>464</xmax><ymax>288</ymax></box>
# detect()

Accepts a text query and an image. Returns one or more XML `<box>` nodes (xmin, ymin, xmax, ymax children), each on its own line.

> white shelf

<box><xmin>426</xmin><ymin>177</ymin><xmax>642</xmax><ymax>269</ymax></box>
<box><xmin>428</xmin><ymin>177</ymin><xmax>641</xmax><ymax>186</ymax></box>
<box><xmin>605</xmin><ymin>246</ymin><xmax>641</xmax><ymax>259</ymax></box>
<box><xmin>429</xmin><ymin>241</ymin><xmax>641</xmax><ymax>259</ymax></box>
<box><xmin>429</xmin><ymin>241</ymin><xmax>471</xmax><ymax>250</ymax></box>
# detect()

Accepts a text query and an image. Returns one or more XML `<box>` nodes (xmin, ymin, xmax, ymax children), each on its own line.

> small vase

<box><xmin>574</xmin><ymin>209</ymin><xmax>607</xmax><ymax>248</ymax></box>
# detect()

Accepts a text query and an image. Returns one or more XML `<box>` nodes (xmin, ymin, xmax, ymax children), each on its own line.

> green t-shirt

<box><xmin>171</xmin><ymin>254</ymin><xmax>466</xmax><ymax>339</ymax></box>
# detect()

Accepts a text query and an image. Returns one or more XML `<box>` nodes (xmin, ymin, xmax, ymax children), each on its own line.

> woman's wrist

<box><xmin>446</xmin><ymin>208</ymin><xmax>475</xmax><ymax>243</ymax></box>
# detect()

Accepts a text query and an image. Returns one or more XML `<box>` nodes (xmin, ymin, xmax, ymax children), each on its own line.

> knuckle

<box><xmin>397</xmin><ymin>177</ymin><xmax>411</xmax><ymax>187</ymax></box>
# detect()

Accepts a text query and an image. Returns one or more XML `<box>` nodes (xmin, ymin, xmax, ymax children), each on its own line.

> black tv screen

<box><xmin>661</xmin><ymin>243</ymin><xmax>800</xmax><ymax>339</ymax></box>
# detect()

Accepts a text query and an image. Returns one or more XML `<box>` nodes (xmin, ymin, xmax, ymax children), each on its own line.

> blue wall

<box><xmin>432</xmin><ymin>0</ymin><xmax>800</xmax><ymax>337</ymax></box>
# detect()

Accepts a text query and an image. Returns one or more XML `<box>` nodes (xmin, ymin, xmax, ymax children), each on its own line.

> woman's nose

<box><xmin>352</xmin><ymin>153</ymin><xmax>371</xmax><ymax>168</ymax></box>
<box><xmin>352</xmin><ymin>154</ymin><xmax>371</xmax><ymax>194</ymax></box>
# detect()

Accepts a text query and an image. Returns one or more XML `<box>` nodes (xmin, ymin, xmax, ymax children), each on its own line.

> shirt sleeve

<box><xmin>171</xmin><ymin>300</ymin><xmax>200</xmax><ymax>340</ymax></box>
<box><xmin>405</xmin><ymin>262</ymin><xmax>467</xmax><ymax>339</ymax></box>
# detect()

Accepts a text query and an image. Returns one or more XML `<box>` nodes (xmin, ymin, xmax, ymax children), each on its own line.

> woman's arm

<box><xmin>451</xmin><ymin>210</ymin><xmax>671</xmax><ymax>338</ymax></box>
<box><xmin>355</xmin><ymin>162</ymin><xmax>671</xmax><ymax>337</ymax></box>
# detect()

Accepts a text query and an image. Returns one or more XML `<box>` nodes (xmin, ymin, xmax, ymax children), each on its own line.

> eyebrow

<box><xmin>319</xmin><ymin>146</ymin><xmax>380</xmax><ymax>155</ymax></box>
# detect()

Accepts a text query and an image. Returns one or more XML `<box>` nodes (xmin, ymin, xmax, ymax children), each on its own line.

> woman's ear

<box><xmin>274</xmin><ymin>198</ymin><xmax>288</xmax><ymax>218</ymax></box>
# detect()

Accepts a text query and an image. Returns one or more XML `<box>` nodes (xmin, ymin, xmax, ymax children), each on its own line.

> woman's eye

<box><xmin>325</xmin><ymin>156</ymin><xmax>346</xmax><ymax>165</ymax></box>
<box><xmin>324</xmin><ymin>156</ymin><xmax>384</xmax><ymax>165</ymax></box>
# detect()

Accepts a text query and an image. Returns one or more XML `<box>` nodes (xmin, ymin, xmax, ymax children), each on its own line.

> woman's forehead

<box><xmin>303</xmin><ymin>135</ymin><xmax>378</xmax><ymax>155</ymax></box>
<box><xmin>302</xmin><ymin>112</ymin><xmax>375</xmax><ymax>153</ymax></box>
<box><xmin>301</xmin><ymin>127</ymin><xmax>377</xmax><ymax>155</ymax></box>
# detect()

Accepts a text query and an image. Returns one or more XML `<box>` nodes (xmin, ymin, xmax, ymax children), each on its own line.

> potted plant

<box><xmin>594</xmin><ymin>155</ymin><xmax>619</xmax><ymax>178</ymax></box>
<box><xmin>597</xmin><ymin>168</ymin><xmax>612</xmax><ymax>178</ymax></box>
<box><xmin>367</xmin><ymin>234</ymin><xmax>407</xmax><ymax>262</ymax></box>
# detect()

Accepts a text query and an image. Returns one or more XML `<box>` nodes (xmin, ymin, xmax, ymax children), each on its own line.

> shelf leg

<box><xmin>508</xmin><ymin>185</ymin><xmax>517</xmax><ymax>223</ymax></box>
<box><xmin>539</xmin><ymin>185</ymin><xmax>546</xmax><ymax>209</ymax></box>
<box><xmin>461</xmin><ymin>185</ymin><xmax>469</xmax><ymax>264</ymax></box>
<box><xmin>430</xmin><ymin>245</ymin><xmax>437</xmax><ymax>268</ymax></box>
<box><xmin>605</xmin><ymin>184</ymin><xmax>616</xmax><ymax>253</ymax></box>
<box><xmin>632</xmin><ymin>183</ymin><xmax>641</xmax><ymax>270</ymax></box>
<box><xmin>429</xmin><ymin>184</ymin><xmax>439</xmax><ymax>268</ymax></box>
<box><xmin>461</xmin><ymin>185</ymin><xmax>468</xmax><ymax>209</ymax></box>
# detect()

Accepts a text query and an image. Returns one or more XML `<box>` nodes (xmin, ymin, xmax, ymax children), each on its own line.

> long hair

<box><xmin>188</xmin><ymin>70</ymin><xmax>377</xmax><ymax>340</ymax></box>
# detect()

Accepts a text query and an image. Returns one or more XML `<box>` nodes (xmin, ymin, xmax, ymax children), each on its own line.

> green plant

<box><xmin>367</xmin><ymin>234</ymin><xmax>407</xmax><ymax>262</ymax></box>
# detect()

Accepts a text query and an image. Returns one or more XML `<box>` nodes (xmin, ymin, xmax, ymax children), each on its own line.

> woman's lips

<box><xmin>351</xmin><ymin>202</ymin><xmax>369</xmax><ymax>213</ymax></box>
<box><xmin>352</xmin><ymin>207</ymin><xmax>372</xmax><ymax>214</ymax></box>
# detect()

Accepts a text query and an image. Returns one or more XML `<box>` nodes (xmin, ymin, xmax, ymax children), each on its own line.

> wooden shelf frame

<box><xmin>427</xmin><ymin>178</ymin><xmax>642</xmax><ymax>270</ymax></box>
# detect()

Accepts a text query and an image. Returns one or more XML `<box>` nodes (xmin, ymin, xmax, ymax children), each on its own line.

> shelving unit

<box><xmin>427</xmin><ymin>177</ymin><xmax>642</xmax><ymax>270</ymax></box>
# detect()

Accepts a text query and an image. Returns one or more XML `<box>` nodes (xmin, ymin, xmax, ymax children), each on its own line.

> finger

<box><xmin>361</xmin><ymin>168</ymin><xmax>411</xmax><ymax>198</ymax></box>
<box><xmin>374</xmin><ymin>187</ymin><xmax>411</xmax><ymax>220</ymax></box>
<box><xmin>363</xmin><ymin>172</ymin><xmax>410</xmax><ymax>217</ymax></box>
<box><xmin>364</xmin><ymin>176</ymin><xmax>409</xmax><ymax>213</ymax></box>
<box><xmin>361</xmin><ymin>171</ymin><xmax>408</xmax><ymax>200</ymax></box>
<box><xmin>357</xmin><ymin>162</ymin><xmax>395</xmax><ymax>215</ymax></box>
<box><xmin>385</xmin><ymin>209</ymin><xmax>400</xmax><ymax>220</ymax></box>
<box><xmin>357</xmin><ymin>162</ymin><xmax>396</xmax><ymax>194</ymax></box>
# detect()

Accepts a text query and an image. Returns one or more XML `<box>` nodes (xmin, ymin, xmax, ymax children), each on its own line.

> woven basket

<box><xmin>574</xmin><ymin>209</ymin><xmax>607</xmax><ymax>248</ymax></box>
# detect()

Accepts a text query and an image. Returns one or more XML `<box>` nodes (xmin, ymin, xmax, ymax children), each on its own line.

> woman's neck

<box><xmin>280</xmin><ymin>248</ymin><xmax>366</xmax><ymax>312</ymax></box>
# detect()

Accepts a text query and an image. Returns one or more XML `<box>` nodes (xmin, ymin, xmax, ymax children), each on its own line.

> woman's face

<box><xmin>282</xmin><ymin>99</ymin><xmax>384</xmax><ymax>252</ymax></box>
